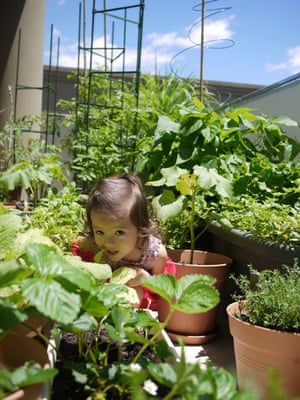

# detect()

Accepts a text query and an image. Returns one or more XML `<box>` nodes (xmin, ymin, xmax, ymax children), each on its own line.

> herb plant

<box><xmin>232</xmin><ymin>260</ymin><xmax>300</xmax><ymax>333</ymax></box>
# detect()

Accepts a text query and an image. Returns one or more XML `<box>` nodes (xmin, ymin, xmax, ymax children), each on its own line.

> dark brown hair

<box><xmin>86</xmin><ymin>173</ymin><xmax>159</xmax><ymax>239</ymax></box>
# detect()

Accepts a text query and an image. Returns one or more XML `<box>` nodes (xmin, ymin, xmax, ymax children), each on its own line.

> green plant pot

<box><xmin>208</xmin><ymin>221</ymin><xmax>300</xmax><ymax>269</ymax></box>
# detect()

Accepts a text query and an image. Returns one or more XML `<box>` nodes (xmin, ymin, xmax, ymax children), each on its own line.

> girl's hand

<box><xmin>126</xmin><ymin>267</ymin><xmax>150</xmax><ymax>288</ymax></box>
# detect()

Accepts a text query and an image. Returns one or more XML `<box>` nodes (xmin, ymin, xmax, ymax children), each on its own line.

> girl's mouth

<box><xmin>107</xmin><ymin>250</ymin><xmax>118</xmax><ymax>257</ymax></box>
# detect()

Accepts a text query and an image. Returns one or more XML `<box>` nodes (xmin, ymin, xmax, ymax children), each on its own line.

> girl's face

<box><xmin>90</xmin><ymin>210</ymin><xmax>142</xmax><ymax>262</ymax></box>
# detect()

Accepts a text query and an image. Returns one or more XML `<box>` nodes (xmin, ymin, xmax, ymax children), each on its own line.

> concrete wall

<box><xmin>230</xmin><ymin>74</ymin><xmax>300</xmax><ymax>141</ymax></box>
<box><xmin>0</xmin><ymin>0</ymin><xmax>46</xmax><ymax>130</ymax></box>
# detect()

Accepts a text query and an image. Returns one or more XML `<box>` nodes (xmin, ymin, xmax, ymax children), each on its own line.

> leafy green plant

<box><xmin>137</xmin><ymin>101</ymin><xmax>299</xmax><ymax>182</ymax></box>
<box><xmin>148</xmin><ymin>165</ymin><xmax>232</xmax><ymax>261</ymax></box>
<box><xmin>215</xmin><ymin>195</ymin><xmax>300</xmax><ymax>249</ymax></box>
<box><xmin>50</xmin><ymin>272</ymin><xmax>251</xmax><ymax>399</ymax></box>
<box><xmin>0</xmin><ymin>132</ymin><xmax>68</xmax><ymax>205</ymax></box>
<box><xmin>231</xmin><ymin>260</ymin><xmax>300</xmax><ymax>333</ymax></box>
<box><xmin>141</xmin><ymin>99</ymin><xmax>300</xmax><ymax>252</ymax></box>
<box><xmin>29</xmin><ymin>183</ymin><xmax>86</xmax><ymax>252</ymax></box>
<box><xmin>0</xmin><ymin>361</ymin><xmax>57</xmax><ymax>399</ymax></box>
<box><xmin>0</xmin><ymin>210</ymin><xmax>256</xmax><ymax>399</ymax></box>
<box><xmin>58</xmin><ymin>72</ymin><xmax>207</xmax><ymax>192</ymax></box>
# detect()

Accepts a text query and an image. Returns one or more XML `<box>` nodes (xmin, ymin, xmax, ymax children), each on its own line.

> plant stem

<box><xmin>132</xmin><ymin>306</ymin><xmax>175</xmax><ymax>363</ymax></box>
<box><xmin>189</xmin><ymin>188</ymin><xmax>196</xmax><ymax>264</ymax></box>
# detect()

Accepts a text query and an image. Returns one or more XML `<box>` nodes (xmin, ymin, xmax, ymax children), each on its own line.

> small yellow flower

<box><xmin>143</xmin><ymin>379</ymin><xmax>158</xmax><ymax>396</ymax></box>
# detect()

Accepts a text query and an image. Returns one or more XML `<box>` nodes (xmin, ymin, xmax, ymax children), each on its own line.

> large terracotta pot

<box><xmin>158</xmin><ymin>249</ymin><xmax>232</xmax><ymax>344</ymax></box>
<box><xmin>11</xmin><ymin>315</ymin><xmax>53</xmax><ymax>341</ymax></box>
<box><xmin>0</xmin><ymin>331</ymin><xmax>50</xmax><ymax>400</ymax></box>
<box><xmin>227</xmin><ymin>302</ymin><xmax>300</xmax><ymax>398</ymax></box>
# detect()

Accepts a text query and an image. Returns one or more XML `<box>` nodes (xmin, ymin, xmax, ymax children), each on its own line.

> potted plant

<box><xmin>51</xmin><ymin>270</ymin><xmax>256</xmax><ymax>400</ymax></box>
<box><xmin>226</xmin><ymin>261</ymin><xmax>300</xmax><ymax>398</ymax></box>
<box><xmin>0</xmin><ymin>209</ymin><xmax>251</xmax><ymax>399</ymax></box>
<box><xmin>0</xmin><ymin>212</ymin><xmax>59</xmax><ymax>399</ymax></box>
<box><xmin>0</xmin><ymin>116</ymin><xmax>68</xmax><ymax>207</ymax></box>
<box><xmin>0</xmin><ymin>209</ymin><xmax>111</xmax><ymax>399</ymax></box>
<box><xmin>148</xmin><ymin>165</ymin><xmax>233</xmax><ymax>343</ymax></box>
<box><xmin>208</xmin><ymin>194</ymin><xmax>300</xmax><ymax>267</ymax></box>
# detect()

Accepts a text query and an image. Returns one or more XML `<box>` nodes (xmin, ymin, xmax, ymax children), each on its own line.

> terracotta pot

<box><xmin>12</xmin><ymin>315</ymin><xmax>53</xmax><ymax>340</ymax></box>
<box><xmin>227</xmin><ymin>302</ymin><xmax>300</xmax><ymax>398</ymax></box>
<box><xmin>0</xmin><ymin>332</ymin><xmax>50</xmax><ymax>400</ymax></box>
<box><xmin>168</xmin><ymin>249</ymin><xmax>232</xmax><ymax>291</ymax></box>
<box><xmin>4</xmin><ymin>390</ymin><xmax>25</xmax><ymax>400</ymax></box>
<box><xmin>158</xmin><ymin>249</ymin><xmax>232</xmax><ymax>344</ymax></box>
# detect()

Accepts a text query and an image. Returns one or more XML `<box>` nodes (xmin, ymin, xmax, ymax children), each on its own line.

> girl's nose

<box><xmin>104</xmin><ymin>235</ymin><xmax>116</xmax><ymax>247</ymax></box>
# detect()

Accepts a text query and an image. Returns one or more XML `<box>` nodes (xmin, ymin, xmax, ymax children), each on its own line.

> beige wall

<box><xmin>232</xmin><ymin>75</ymin><xmax>300</xmax><ymax>141</ymax></box>
<box><xmin>0</xmin><ymin>0</ymin><xmax>46</xmax><ymax>129</ymax></box>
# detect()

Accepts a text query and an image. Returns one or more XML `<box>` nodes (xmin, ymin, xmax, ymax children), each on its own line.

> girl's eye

<box><xmin>115</xmin><ymin>230</ymin><xmax>125</xmax><ymax>236</ymax></box>
<box><xmin>95</xmin><ymin>230</ymin><xmax>104</xmax><ymax>236</ymax></box>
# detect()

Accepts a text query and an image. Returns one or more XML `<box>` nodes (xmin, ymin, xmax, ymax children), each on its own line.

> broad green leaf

<box><xmin>148</xmin><ymin>166</ymin><xmax>187</xmax><ymax>188</ymax></box>
<box><xmin>66</xmin><ymin>313</ymin><xmax>97</xmax><ymax>332</ymax></box>
<box><xmin>65</xmin><ymin>255</ymin><xmax>112</xmax><ymax>281</ymax></box>
<box><xmin>273</xmin><ymin>115</ymin><xmax>298</xmax><ymax>127</ymax></box>
<box><xmin>11</xmin><ymin>229</ymin><xmax>59</xmax><ymax>260</ymax></box>
<box><xmin>0</xmin><ymin>165</ymin><xmax>33</xmax><ymax>191</ymax></box>
<box><xmin>21</xmin><ymin>278</ymin><xmax>81</xmax><ymax>325</ymax></box>
<box><xmin>0</xmin><ymin>368</ymin><xmax>16</xmax><ymax>391</ymax></box>
<box><xmin>176</xmin><ymin>173</ymin><xmax>197</xmax><ymax>196</ymax></box>
<box><xmin>175</xmin><ymin>278</ymin><xmax>219</xmax><ymax>314</ymax></box>
<box><xmin>0</xmin><ymin>213</ymin><xmax>22</xmax><ymax>260</ymax></box>
<box><xmin>0</xmin><ymin>260</ymin><xmax>30</xmax><ymax>288</ymax></box>
<box><xmin>0</xmin><ymin>298</ymin><xmax>28</xmax><ymax>334</ymax></box>
<box><xmin>117</xmin><ymin>286</ymin><xmax>140</xmax><ymax>305</ymax></box>
<box><xmin>193</xmin><ymin>165</ymin><xmax>232</xmax><ymax>197</ymax></box>
<box><xmin>152</xmin><ymin>115</ymin><xmax>180</xmax><ymax>145</ymax></box>
<box><xmin>152</xmin><ymin>193</ymin><xmax>184</xmax><ymax>221</ymax></box>
<box><xmin>96</xmin><ymin>283</ymin><xmax>136</xmax><ymax>307</ymax></box>
<box><xmin>111</xmin><ymin>267</ymin><xmax>136</xmax><ymax>285</ymax></box>
<box><xmin>148</xmin><ymin>362</ymin><xmax>177</xmax><ymax>385</ymax></box>
<box><xmin>175</xmin><ymin>274</ymin><xmax>216</xmax><ymax>298</ymax></box>
<box><xmin>141</xmin><ymin>274</ymin><xmax>176</xmax><ymax>302</ymax></box>
<box><xmin>83</xmin><ymin>295</ymin><xmax>109</xmax><ymax>318</ymax></box>
<box><xmin>25</xmin><ymin>243</ymin><xmax>94</xmax><ymax>292</ymax></box>
<box><xmin>10</xmin><ymin>361</ymin><xmax>57</xmax><ymax>387</ymax></box>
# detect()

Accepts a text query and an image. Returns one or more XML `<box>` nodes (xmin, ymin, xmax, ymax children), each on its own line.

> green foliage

<box><xmin>29</xmin><ymin>183</ymin><xmax>86</xmax><ymax>252</ymax></box>
<box><xmin>0</xmin><ymin>137</ymin><xmax>68</xmax><ymax>205</ymax></box>
<box><xmin>0</xmin><ymin>211</ymin><xmax>252</xmax><ymax>399</ymax></box>
<box><xmin>232</xmin><ymin>260</ymin><xmax>300</xmax><ymax>332</ymax></box>
<box><xmin>0</xmin><ymin>361</ymin><xmax>57</xmax><ymax>398</ymax></box>
<box><xmin>148</xmin><ymin>164</ymin><xmax>232</xmax><ymax>258</ymax></box>
<box><xmin>58</xmin><ymin>72</ymin><xmax>140</xmax><ymax>191</ymax></box>
<box><xmin>215</xmin><ymin>196</ymin><xmax>300</xmax><ymax>248</ymax></box>
<box><xmin>0</xmin><ymin>213</ymin><xmax>22</xmax><ymax>260</ymax></box>
<box><xmin>58</xmin><ymin>72</ymin><xmax>204</xmax><ymax>192</ymax></box>
<box><xmin>142</xmin><ymin>273</ymin><xmax>219</xmax><ymax>315</ymax></box>
<box><xmin>141</xmin><ymin>101</ymin><xmax>300</xmax><ymax>250</ymax></box>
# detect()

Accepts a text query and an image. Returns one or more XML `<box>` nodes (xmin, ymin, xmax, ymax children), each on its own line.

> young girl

<box><xmin>71</xmin><ymin>173</ymin><xmax>176</xmax><ymax>310</ymax></box>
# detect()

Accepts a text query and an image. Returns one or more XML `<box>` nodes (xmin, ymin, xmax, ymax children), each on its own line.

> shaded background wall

<box><xmin>0</xmin><ymin>0</ymin><xmax>46</xmax><ymax>129</ymax></box>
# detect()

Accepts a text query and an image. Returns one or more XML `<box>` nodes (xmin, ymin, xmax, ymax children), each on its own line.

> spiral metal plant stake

<box><xmin>170</xmin><ymin>0</ymin><xmax>234</xmax><ymax>102</ymax></box>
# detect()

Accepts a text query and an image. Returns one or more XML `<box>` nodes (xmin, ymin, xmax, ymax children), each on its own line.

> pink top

<box><xmin>101</xmin><ymin>235</ymin><xmax>162</xmax><ymax>272</ymax></box>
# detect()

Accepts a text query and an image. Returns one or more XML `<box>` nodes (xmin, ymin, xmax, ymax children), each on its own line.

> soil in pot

<box><xmin>51</xmin><ymin>331</ymin><xmax>171</xmax><ymax>400</ymax></box>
